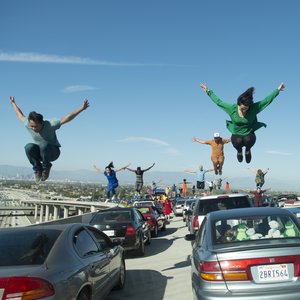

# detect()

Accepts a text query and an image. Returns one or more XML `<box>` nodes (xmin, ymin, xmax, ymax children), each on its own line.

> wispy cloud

<box><xmin>0</xmin><ymin>51</ymin><xmax>167</xmax><ymax>66</ymax></box>
<box><xmin>266</xmin><ymin>150</ymin><xmax>293</xmax><ymax>156</ymax></box>
<box><xmin>120</xmin><ymin>136</ymin><xmax>169</xmax><ymax>146</ymax></box>
<box><xmin>61</xmin><ymin>85</ymin><xmax>97</xmax><ymax>93</ymax></box>
<box><xmin>119</xmin><ymin>136</ymin><xmax>181</xmax><ymax>157</ymax></box>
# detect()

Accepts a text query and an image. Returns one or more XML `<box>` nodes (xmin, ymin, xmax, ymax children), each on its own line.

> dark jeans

<box><xmin>231</xmin><ymin>133</ymin><xmax>256</xmax><ymax>152</ymax></box>
<box><xmin>106</xmin><ymin>182</ymin><xmax>119</xmax><ymax>199</ymax></box>
<box><xmin>25</xmin><ymin>143</ymin><xmax>60</xmax><ymax>172</ymax></box>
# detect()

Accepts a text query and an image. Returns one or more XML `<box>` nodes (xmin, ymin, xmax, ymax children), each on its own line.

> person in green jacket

<box><xmin>200</xmin><ymin>83</ymin><xmax>285</xmax><ymax>163</ymax></box>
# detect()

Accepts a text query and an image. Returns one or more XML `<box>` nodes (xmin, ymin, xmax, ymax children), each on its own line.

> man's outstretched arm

<box><xmin>10</xmin><ymin>97</ymin><xmax>25</xmax><ymax>122</ymax></box>
<box><xmin>61</xmin><ymin>99</ymin><xmax>89</xmax><ymax>125</ymax></box>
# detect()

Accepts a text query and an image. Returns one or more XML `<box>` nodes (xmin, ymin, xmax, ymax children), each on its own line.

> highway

<box><xmin>106</xmin><ymin>215</ymin><xmax>194</xmax><ymax>300</ymax></box>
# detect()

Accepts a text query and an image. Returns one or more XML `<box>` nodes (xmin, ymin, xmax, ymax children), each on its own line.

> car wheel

<box><xmin>161</xmin><ymin>222</ymin><xmax>166</xmax><ymax>231</ymax></box>
<box><xmin>76</xmin><ymin>289</ymin><xmax>89</xmax><ymax>300</ymax></box>
<box><xmin>136</xmin><ymin>236</ymin><xmax>145</xmax><ymax>256</ymax></box>
<box><xmin>146</xmin><ymin>231</ymin><xmax>151</xmax><ymax>245</ymax></box>
<box><xmin>114</xmin><ymin>259</ymin><xmax>126</xmax><ymax>290</ymax></box>
<box><xmin>152</xmin><ymin>225</ymin><xmax>158</xmax><ymax>237</ymax></box>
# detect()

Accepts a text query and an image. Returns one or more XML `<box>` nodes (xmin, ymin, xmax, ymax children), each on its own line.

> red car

<box><xmin>136</xmin><ymin>205</ymin><xmax>166</xmax><ymax>237</ymax></box>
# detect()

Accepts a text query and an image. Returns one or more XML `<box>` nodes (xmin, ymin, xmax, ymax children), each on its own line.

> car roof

<box><xmin>208</xmin><ymin>207</ymin><xmax>294</xmax><ymax>221</ymax></box>
<box><xmin>199</xmin><ymin>193</ymin><xmax>248</xmax><ymax>200</ymax></box>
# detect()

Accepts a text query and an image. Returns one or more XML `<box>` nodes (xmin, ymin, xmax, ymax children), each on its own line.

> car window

<box><xmin>196</xmin><ymin>217</ymin><xmax>207</xmax><ymax>246</ymax></box>
<box><xmin>134</xmin><ymin>209</ymin><xmax>144</xmax><ymax>222</ymax></box>
<box><xmin>213</xmin><ymin>214</ymin><xmax>300</xmax><ymax>244</ymax></box>
<box><xmin>73</xmin><ymin>228</ymin><xmax>99</xmax><ymax>257</ymax></box>
<box><xmin>0</xmin><ymin>229</ymin><xmax>61</xmax><ymax>266</ymax></box>
<box><xmin>90</xmin><ymin>211</ymin><xmax>131</xmax><ymax>224</ymax></box>
<box><xmin>198</xmin><ymin>196</ymin><xmax>251</xmax><ymax>215</ymax></box>
<box><xmin>87</xmin><ymin>227</ymin><xmax>112</xmax><ymax>250</ymax></box>
<box><xmin>137</xmin><ymin>207</ymin><xmax>151</xmax><ymax>214</ymax></box>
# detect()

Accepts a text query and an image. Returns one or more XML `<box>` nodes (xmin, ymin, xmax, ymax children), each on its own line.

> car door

<box><xmin>87</xmin><ymin>227</ymin><xmax>122</xmax><ymax>286</ymax></box>
<box><xmin>73</xmin><ymin>228</ymin><xmax>111</xmax><ymax>299</ymax></box>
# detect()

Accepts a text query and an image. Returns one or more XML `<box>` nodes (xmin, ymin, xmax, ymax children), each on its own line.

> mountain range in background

<box><xmin>0</xmin><ymin>164</ymin><xmax>299</xmax><ymax>192</ymax></box>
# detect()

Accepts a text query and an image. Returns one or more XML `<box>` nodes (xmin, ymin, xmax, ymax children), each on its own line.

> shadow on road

<box><xmin>162</xmin><ymin>254</ymin><xmax>191</xmax><ymax>271</ymax></box>
<box><xmin>105</xmin><ymin>269</ymin><xmax>170</xmax><ymax>300</ymax></box>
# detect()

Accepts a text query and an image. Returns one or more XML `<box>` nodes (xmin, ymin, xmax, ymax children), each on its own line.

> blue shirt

<box><xmin>24</xmin><ymin>119</ymin><xmax>61</xmax><ymax>147</ymax></box>
<box><xmin>196</xmin><ymin>170</ymin><xmax>207</xmax><ymax>182</ymax></box>
<box><xmin>104</xmin><ymin>170</ymin><xmax>118</xmax><ymax>187</ymax></box>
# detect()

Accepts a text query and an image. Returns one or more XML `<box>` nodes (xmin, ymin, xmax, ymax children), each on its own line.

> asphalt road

<box><xmin>105</xmin><ymin>215</ymin><xmax>194</xmax><ymax>300</ymax></box>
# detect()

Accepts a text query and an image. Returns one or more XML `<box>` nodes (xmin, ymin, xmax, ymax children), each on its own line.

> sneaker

<box><xmin>34</xmin><ymin>171</ymin><xmax>42</xmax><ymax>184</ymax></box>
<box><xmin>237</xmin><ymin>151</ymin><xmax>243</xmax><ymax>162</ymax></box>
<box><xmin>41</xmin><ymin>167</ymin><xmax>51</xmax><ymax>182</ymax></box>
<box><xmin>219</xmin><ymin>170</ymin><xmax>222</xmax><ymax>175</ymax></box>
<box><xmin>215</xmin><ymin>170</ymin><xmax>218</xmax><ymax>175</ymax></box>
<box><xmin>245</xmin><ymin>150</ymin><xmax>252</xmax><ymax>163</ymax></box>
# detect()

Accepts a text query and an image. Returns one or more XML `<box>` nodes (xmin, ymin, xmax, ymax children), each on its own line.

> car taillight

<box><xmin>192</xmin><ymin>216</ymin><xmax>199</xmax><ymax>230</ymax></box>
<box><xmin>125</xmin><ymin>224</ymin><xmax>136</xmax><ymax>235</ymax></box>
<box><xmin>0</xmin><ymin>276</ymin><xmax>55</xmax><ymax>300</ymax></box>
<box><xmin>200</xmin><ymin>255</ymin><xmax>300</xmax><ymax>282</ymax></box>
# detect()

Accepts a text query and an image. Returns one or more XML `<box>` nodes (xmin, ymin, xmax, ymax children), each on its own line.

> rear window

<box><xmin>137</xmin><ymin>207</ymin><xmax>151</xmax><ymax>214</ymax></box>
<box><xmin>0</xmin><ymin>229</ymin><xmax>62</xmax><ymax>266</ymax></box>
<box><xmin>214</xmin><ymin>214</ymin><xmax>300</xmax><ymax>245</ymax></box>
<box><xmin>198</xmin><ymin>196</ymin><xmax>251</xmax><ymax>215</ymax></box>
<box><xmin>90</xmin><ymin>211</ymin><xmax>132</xmax><ymax>224</ymax></box>
<box><xmin>176</xmin><ymin>200</ymin><xmax>185</xmax><ymax>205</ymax></box>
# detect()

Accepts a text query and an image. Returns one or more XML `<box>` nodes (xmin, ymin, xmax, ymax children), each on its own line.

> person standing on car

<box><xmin>192</xmin><ymin>133</ymin><xmax>231</xmax><ymax>175</ymax></box>
<box><xmin>10</xmin><ymin>96</ymin><xmax>89</xmax><ymax>183</ymax></box>
<box><xmin>200</xmin><ymin>82</ymin><xmax>285</xmax><ymax>163</ymax></box>
<box><xmin>125</xmin><ymin>163</ymin><xmax>155</xmax><ymax>195</ymax></box>
<box><xmin>93</xmin><ymin>162</ymin><xmax>130</xmax><ymax>202</ymax></box>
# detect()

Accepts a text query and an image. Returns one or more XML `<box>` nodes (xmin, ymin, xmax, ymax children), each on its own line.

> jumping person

<box><xmin>10</xmin><ymin>97</ymin><xmax>89</xmax><ymax>183</ymax></box>
<box><xmin>185</xmin><ymin>165</ymin><xmax>213</xmax><ymax>190</ymax></box>
<box><xmin>248</xmin><ymin>167</ymin><xmax>270</xmax><ymax>188</ymax></box>
<box><xmin>200</xmin><ymin>83</ymin><xmax>285</xmax><ymax>163</ymax></box>
<box><xmin>192</xmin><ymin>133</ymin><xmax>231</xmax><ymax>175</ymax></box>
<box><xmin>93</xmin><ymin>162</ymin><xmax>130</xmax><ymax>202</ymax></box>
<box><xmin>125</xmin><ymin>163</ymin><xmax>155</xmax><ymax>195</ymax></box>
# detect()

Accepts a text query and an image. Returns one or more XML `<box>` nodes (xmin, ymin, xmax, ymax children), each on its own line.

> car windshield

<box><xmin>214</xmin><ymin>214</ymin><xmax>300</xmax><ymax>244</ymax></box>
<box><xmin>198</xmin><ymin>196</ymin><xmax>250</xmax><ymax>215</ymax></box>
<box><xmin>0</xmin><ymin>229</ymin><xmax>62</xmax><ymax>266</ymax></box>
<box><xmin>91</xmin><ymin>211</ymin><xmax>132</xmax><ymax>224</ymax></box>
<box><xmin>177</xmin><ymin>200</ymin><xmax>185</xmax><ymax>205</ymax></box>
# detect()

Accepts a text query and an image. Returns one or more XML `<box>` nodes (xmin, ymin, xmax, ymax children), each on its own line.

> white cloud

<box><xmin>61</xmin><ymin>85</ymin><xmax>97</xmax><ymax>93</ymax></box>
<box><xmin>120</xmin><ymin>136</ymin><xmax>169</xmax><ymax>146</ymax></box>
<box><xmin>266</xmin><ymin>150</ymin><xmax>293</xmax><ymax>156</ymax></box>
<box><xmin>0</xmin><ymin>51</ymin><xmax>165</xmax><ymax>66</ymax></box>
<box><xmin>119</xmin><ymin>136</ymin><xmax>181</xmax><ymax>157</ymax></box>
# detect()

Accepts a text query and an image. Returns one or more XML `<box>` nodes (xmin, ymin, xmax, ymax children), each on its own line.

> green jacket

<box><xmin>207</xmin><ymin>88</ymin><xmax>280</xmax><ymax>136</ymax></box>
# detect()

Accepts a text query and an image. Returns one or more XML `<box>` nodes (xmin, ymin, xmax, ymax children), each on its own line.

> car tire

<box><xmin>136</xmin><ymin>236</ymin><xmax>145</xmax><ymax>256</ymax></box>
<box><xmin>114</xmin><ymin>259</ymin><xmax>126</xmax><ymax>290</ymax></box>
<box><xmin>146</xmin><ymin>231</ymin><xmax>151</xmax><ymax>245</ymax></box>
<box><xmin>152</xmin><ymin>225</ymin><xmax>158</xmax><ymax>237</ymax></box>
<box><xmin>76</xmin><ymin>289</ymin><xmax>89</xmax><ymax>300</ymax></box>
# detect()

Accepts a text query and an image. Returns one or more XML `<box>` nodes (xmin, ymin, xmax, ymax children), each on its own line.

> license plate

<box><xmin>103</xmin><ymin>230</ymin><xmax>115</xmax><ymax>237</ymax></box>
<box><xmin>257</xmin><ymin>264</ymin><xmax>289</xmax><ymax>282</ymax></box>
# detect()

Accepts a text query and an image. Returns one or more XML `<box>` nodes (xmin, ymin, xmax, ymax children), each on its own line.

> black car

<box><xmin>90</xmin><ymin>207</ymin><xmax>150</xmax><ymax>256</ymax></box>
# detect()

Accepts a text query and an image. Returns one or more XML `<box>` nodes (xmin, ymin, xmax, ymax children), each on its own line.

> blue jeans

<box><xmin>25</xmin><ymin>143</ymin><xmax>60</xmax><ymax>172</ymax></box>
<box><xmin>106</xmin><ymin>182</ymin><xmax>118</xmax><ymax>198</ymax></box>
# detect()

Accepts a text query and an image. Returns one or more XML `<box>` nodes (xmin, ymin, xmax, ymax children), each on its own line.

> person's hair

<box><xmin>28</xmin><ymin>111</ymin><xmax>43</xmax><ymax>124</ymax></box>
<box><xmin>136</xmin><ymin>167</ymin><xmax>142</xmax><ymax>174</ymax></box>
<box><xmin>257</xmin><ymin>169</ymin><xmax>263</xmax><ymax>175</ymax></box>
<box><xmin>106</xmin><ymin>161</ymin><xmax>114</xmax><ymax>170</ymax></box>
<box><xmin>237</xmin><ymin>87</ymin><xmax>255</xmax><ymax>106</ymax></box>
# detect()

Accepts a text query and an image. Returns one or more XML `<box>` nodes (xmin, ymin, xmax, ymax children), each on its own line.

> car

<box><xmin>190</xmin><ymin>193</ymin><xmax>253</xmax><ymax>234</ymax></box>
<box><xmin>0</xmin><ymin>223</ymin><xmax>126</xmax><ymax>300</ymax></box>
<box><xmin>185</xmin><ymin>207</ymin><xmax>300</xmax><ymax>300</ymax></box>
<box><xmin>89</xmin><ymin>207</ymin><xmax>151</xmax><ymax>256</ymax></box>
<box><xmin>172</xmin><ymin>198</ymin><xmax>186</xmax><ymax>216</ymax></box>
<box><xmin>135</xmin><ymin>205</ymin><xmax>167</xmax><ymax>237</ymax></box>
<box><xmin>282</xmin><ymin>206</ymin><xmax>300</xmax><ymax>220</ymax></box>
<box><xmin>182</xmin><ymin>198</ymin><xmax>197</xmax><ymax>222</ymax></box>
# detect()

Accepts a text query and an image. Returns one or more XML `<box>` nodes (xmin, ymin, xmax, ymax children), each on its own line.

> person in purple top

<box><xmin>94</xmin><ymin>162</ymin><xmax>130</xmax><ymax>202</ymax></box>
<box><xmin>10</xmin><ymin>96</ymin><xmax>89</xmax><ymax>183</ymax></box>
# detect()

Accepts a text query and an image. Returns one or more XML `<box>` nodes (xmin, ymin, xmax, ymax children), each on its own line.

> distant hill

<box><xmin>0</xmin><ymin>164</ymin><xmax>299</xmax><ymax>192</ymax></box>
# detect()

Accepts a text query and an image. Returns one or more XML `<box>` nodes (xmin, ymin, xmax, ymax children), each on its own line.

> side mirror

<box><xmin>185</xmin><ymin>233</ymin><xmax>196</xmax><ymax>241</ymax></box>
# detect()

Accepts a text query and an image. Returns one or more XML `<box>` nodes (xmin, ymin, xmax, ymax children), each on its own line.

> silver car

<box><xmin>0</xmin><ymin>223</ymin><xmax>125</xmax><ymax>299</ymax></box>
<box><xmin>186</xmin><ymin>207</ymin><xmax>300</xmax><ymax>300</ymax></box>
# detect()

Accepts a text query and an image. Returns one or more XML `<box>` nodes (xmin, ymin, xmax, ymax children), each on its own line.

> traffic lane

<box><xmin>106</xmin><ymin>216</ymin><xmax>193</xmax><ymax>300</ymax></box>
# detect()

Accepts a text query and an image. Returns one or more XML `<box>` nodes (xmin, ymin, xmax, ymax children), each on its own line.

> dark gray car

<box><xmin>0</xmin><ymin>223</ymin><xmax>125</xmax><ymax>299</ymax></box>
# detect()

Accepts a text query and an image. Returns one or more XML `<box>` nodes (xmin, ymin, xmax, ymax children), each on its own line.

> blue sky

<box><xmin>0</xmin><ymin>0</ymin><xmax>299</xmax><ymax>185</ymax></box>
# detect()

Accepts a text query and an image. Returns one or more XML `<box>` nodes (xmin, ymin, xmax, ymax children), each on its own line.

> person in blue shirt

<box><xmin>94</xmin><ymin>162</ymin><xmax>130</xmax><ymax>202</ymax></box>
<box><xmin>10</xmin><ymin>96</ymin><xmax>89</xmax><ymax>183</ymax></box>
<box><xmin>185</xmin><ymin>165</ymin><xmax>213</xmax><ymax>190</ymax></box>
